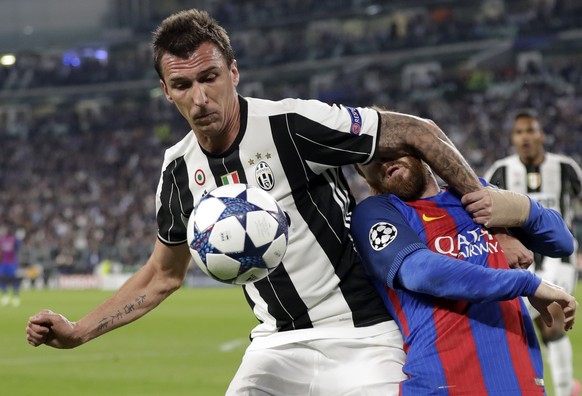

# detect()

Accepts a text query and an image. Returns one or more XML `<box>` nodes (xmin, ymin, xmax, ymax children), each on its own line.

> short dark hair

<box><xmin>151</xmin><ymin>9</ymin><xmax>235</xmax><ymax>81</ymax></box>
<box><xmin>513</xmin><ymin>108</ymin><xmax>539</xmax><ymax>121</ymax></box>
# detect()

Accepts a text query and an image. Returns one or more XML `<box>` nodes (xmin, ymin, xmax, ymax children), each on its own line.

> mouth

<box><xmin>384</xmin><ymin>164</ymin><xmax>403</xmax><ymax>180</ymax></box>
<box><xmin>194</xmin><ymin>112</ymin><xmax>215</xmax><ymax>124</ymax></box>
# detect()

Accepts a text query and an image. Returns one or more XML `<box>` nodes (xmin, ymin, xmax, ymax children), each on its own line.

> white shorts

<box><xmin>525</xmin><ymin>251</ymin><xmax>578</xmax><ymax>320</ymax></box>
<box><xmin>226</xmin><ymin>323</ymin><xmax>406</xmax><ymax>396</ymax></box>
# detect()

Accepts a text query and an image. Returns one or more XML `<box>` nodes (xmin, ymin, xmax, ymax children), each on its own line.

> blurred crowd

<box><xmin>3</xmin><ymin>0</ymin><xmax>582</xmax><ymax>91</ymax></box>
<box><xmin>1</xmin><ymin>0</ymin><xmax>581</xmax><ymax>278</ymax></box>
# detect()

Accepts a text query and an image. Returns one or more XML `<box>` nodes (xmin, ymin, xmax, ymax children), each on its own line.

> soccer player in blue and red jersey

<box><xmin>351</xmin><ymin>155</ymin><xmax>577</xmax><ymax>395</ymax></box>
<box><xmin>0</xmin><ymin>223</ymin><xmax>21</xmax><ymax>307</ymax></box>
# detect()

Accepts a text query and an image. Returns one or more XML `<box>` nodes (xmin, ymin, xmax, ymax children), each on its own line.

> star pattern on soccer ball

<box><xmin>369</xmin><ymin>222</ymin><xmax>398</xmax><ymax>251</ymax></box>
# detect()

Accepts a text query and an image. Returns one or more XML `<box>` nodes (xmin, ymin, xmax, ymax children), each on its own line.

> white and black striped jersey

<box><xmin>485</xmin><ymin>153</ymin><xmax>582</xmax><ymax>229</ymax></box>
<box><xmin>485</xmin><ymin>152</ymin><xmax>582</xmax><ymax>268</ymax></box>
<box><xmin>155</xmin><ymin>96</ymin><xmax>393</xmax><ymax>343</ymax></box>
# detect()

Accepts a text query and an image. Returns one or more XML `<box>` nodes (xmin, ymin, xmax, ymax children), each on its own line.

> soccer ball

<box><xmin>187</xmin><ymin>184</ymin><xmax>289</xmax><ymax>285</ymax></box>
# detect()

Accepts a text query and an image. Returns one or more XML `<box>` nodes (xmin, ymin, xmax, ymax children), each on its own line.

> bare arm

<box><xmin>377</xmin><ymin>111</ymin><xmax>482</xmax><ymax>195</ymax></box>
<box><xmin>26</xmin><ymin>240</ymin><xmax>191</xmax><ymax>348</ymax></box>
<box><xmin>529</xmin><ymin>279</ymin><xmax>578</xmax><ymax>331</ymax></box>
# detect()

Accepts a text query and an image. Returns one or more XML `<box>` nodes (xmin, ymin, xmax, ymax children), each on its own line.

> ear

<box><xmin>231</xmin><ymin>60</ymin><xmax>240</xmax><ymax>87</ymax></box>
<box><xmin>160</xmin><ymin>79</ymin><xmax>174</xmax><ymax>103</ymax></box>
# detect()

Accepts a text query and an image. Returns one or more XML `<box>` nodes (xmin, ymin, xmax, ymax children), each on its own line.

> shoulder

<box><xmin>245</xmin><ymin>96</ymin><xmax>377</xmax><ymax>124</ymax></box>
<box><xmin>245</xmin><ymin>96</ymin><xmax>327</xmax><ymax>116</ymax></box>
<box><xmin>489</xmin><ymin>154</ymin><xmax>520</xmax><ymax>169</ymax></box>
<box><xmin>163</xmin><ymin>132</ymin><xmax>197</xmax><ymax>161</ymax></box>
<box><xmin>353</xmin><ymin>194</ymin><xmax>402</xmax><ymax>218</ymax></box>
<box><xmin>546</xmin><ymin>152</ymin><xmax>582</xmax><ymax>170</ymax></box>
<box><xmin>484</xmin><ymin>154</ymin><xmax>520</xmax><ymax>180</ymax></box>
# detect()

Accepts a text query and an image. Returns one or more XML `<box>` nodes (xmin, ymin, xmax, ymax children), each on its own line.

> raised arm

<box><xmin>377</xmin><ymin>111</ymin><xmax>482</xmax><ymax>195</ymax></box>
<box><xmin>26</xmin><ymin>240</ymin><xmax>191</xmax><ymax>348</ymax></box>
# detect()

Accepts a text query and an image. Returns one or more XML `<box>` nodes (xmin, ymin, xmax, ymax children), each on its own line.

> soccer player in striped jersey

<box><xmin>25</xmin><ymin>9</ymin><xmax>522</xmax><ymax>395</ymax></box>
<box><xmin>485</xmin><ymin>110</ymin><xmax>582</xmax><ymax>396</ymax></box>
<box><xmin>352</xmin><ymin>156</ymin><xmax>577</xmax><ymax>395</ymax></box>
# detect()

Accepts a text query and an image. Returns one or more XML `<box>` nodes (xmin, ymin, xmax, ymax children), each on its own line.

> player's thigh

<box><xmin>226</xmin><ymin>344</ymin><xmax>314</xmax><ymax>396</ymax></box>
<box><xmin>226</xmin><ymin>326</ymin><xmax>405</xmax><ymax>396</ymax></box>
<box><xmin>537</xmin><ymin>256</ymin><xmax>578</xmax><ymax>293</ymax></box>
<box><xmin>525</xmin><ymin>255</ymin><xmax>578</xmax><ymax>320</ymax></box>
<box><xmin>312</xmin><ymin>328</ymin><xmax>406</xmax><ymax>395</ymax></box>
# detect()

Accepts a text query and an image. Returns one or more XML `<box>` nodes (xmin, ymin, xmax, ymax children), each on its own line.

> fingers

<box><xmin>462</xmin><ymin>190</ymin><xmax>493</xmax><ymax>226</ymax></box>
<box><xmin>26</xmin><ymin>309</ymin><xmax>57</xmax><ymax>347</ymax></box>
<box><xmin>26</xmin><ymin>321</ymin><xmax>51</xmax><ymax>347</ymax></box>
<box><xmin>563</xmin><ymin>299</ymin><xmax>578</xmax><ymax>332</ymax></box>
<box><xmin>538</xmin><ymin>308</ymin><xmax>555</xmax><ymax>328</ymax></box>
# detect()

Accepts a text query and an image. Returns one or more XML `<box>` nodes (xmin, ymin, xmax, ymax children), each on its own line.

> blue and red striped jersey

<box><xmin>351</xmin><ymin>186</ymin><xmax>557</xmax><ymax>395</ymax></box>
<box><xmin>0</xmin><ymin>234</ymin><xmax>19</xmax><ymax>265</ymax></box>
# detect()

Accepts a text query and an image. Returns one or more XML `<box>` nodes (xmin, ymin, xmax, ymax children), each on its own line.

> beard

<box><xmin>381</xmin><ymin>158</ymin><xmax>428</xmax><ymax>201</ymax></box>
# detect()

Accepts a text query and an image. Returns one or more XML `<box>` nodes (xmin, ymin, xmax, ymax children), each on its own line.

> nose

<box><xmin>192</xmin><ymin>84</ymin><xmax>208</xmax><ymax>107</ymax></box>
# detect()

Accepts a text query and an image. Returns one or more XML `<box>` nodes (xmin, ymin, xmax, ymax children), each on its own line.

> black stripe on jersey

<box><xmin>560</xmin><ymin>162</ymin><xmax>580</xmax><ymax>264</ymax></box>
<box><xmin>157</xmin><ymin>156</ymin><xmax>194</xmax><ymax>245</ymax></box>
<box><xmin>562</xmin><ymin>161</ymin><xmax>582</xmax><ymax>202</ymax></box>
<box><xmin>206</xmin><ymin>152</ymin><xmax>248</xmax><ymax>186</ymax></box>
<box><xmin>261</xmin><ymin>114</ymin><xmax>392</xmax><ymax>330</ymax></box>
<box><xmin>487</xmin><ymin>166</ymin><xmax>507</xmax><ymax>188</ymax></box>
<box><xmin>251</xmin><ymin>264</ymin><xmax>312</xmax><ymax>332</ymax></box>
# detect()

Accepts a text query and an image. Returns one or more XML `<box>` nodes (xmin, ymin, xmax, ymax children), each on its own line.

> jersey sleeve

<box><xmin>284</xmin><ymin>99</ymin><xmax>380</xmax><ymax>169</ymax></box>
<box><xmin>351</xmin><ymin>195</ymin><xmax>427</xmax><ymax>288</ymax></box>
<box><xmin>398</xmin><ymin>249</ymin><xmax>541</xmax><ymax>302</ymax></box>
<box><xmin>155</xmin><ymin>155</ymin><xmax>191</xmax><ymax>245</ymax></box>
<box><xmin>510</xmin><ymin>197</ymin><xmax>575</xmax><ymax>257</ymax></box>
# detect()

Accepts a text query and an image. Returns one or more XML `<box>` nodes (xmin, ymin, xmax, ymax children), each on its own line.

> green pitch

<box><xmin>3</xmin><ymin>283</ymin><xmax>582</xmax><ymax>395</ymax></box>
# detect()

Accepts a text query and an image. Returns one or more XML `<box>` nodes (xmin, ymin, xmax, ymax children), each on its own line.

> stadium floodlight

<box><xmin>0</xmin><ymin>54</ymin><xmax>16</xmax><ymax>66</ymax></box>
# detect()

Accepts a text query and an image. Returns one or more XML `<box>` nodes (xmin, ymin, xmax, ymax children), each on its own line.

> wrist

<box><xmin>487</xmin><ymin>188</ymin><xmax>531</xmax><ymax>228</ymax></box>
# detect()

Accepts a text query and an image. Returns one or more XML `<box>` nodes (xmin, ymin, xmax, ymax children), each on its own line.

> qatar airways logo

<box><xmin>434</xmin><ymin>227</ymin><xmax>500</xmax><ymax>259</ymax></box>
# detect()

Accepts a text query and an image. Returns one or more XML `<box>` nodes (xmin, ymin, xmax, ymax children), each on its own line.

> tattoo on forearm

<box><xmin>95</xmin><ymin>294</ymin><xmax>147</xmax><ymax>333</ymax></box>
<box><xmin>380</xmin><ymin>112</ymin><xmax>481</xmax><ymax>194</ymax></box>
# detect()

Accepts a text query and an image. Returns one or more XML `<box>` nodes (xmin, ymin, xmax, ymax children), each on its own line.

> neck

<box><xmin>420</xmin><ymin>178</ymin><xmax>441</xmax><ymax>198</ymax></box>
<box><xmin>521</xmin><ymin>151</ymin><xmax>545</xmax><ymax>167</ymax></box>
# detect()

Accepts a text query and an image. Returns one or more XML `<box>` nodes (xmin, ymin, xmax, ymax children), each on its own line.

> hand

<box><xmin>528</xmin><ymin>279</ymin><xmax>578</xmax><ymax>331</ymax></box>
<box><xmin>26</xmin><ymin>309</ymin><xmax>82</xmax><ymax>349</ymax></box>
<box><xmin>461</xmin><ymin>188</ymin><xmax>493</xmax><ymax>226</ymax></box>
<box><xmin>491</xmin><ymin>228</ymin><xmax>533</xmax><ymax>269</ymax></box>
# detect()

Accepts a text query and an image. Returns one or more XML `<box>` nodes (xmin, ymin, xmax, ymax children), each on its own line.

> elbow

<box><xmin>543</xmin><ymin>238</ymin><xmax>575</xmax><ymax>257</ymax></box>
<box><xmin>164</xmin><ymin>276</ymin><xmax>184</xmax><ymax>295</ymax></box>
<box><xmin>556</xmin><ymin>231</ymin><xmax>575</xmax><ymax>256</ymax></box>
<box><xmin>561</xmin><ymin>238</ymin><xmax>575</xmax><ymax>256</ymax></box>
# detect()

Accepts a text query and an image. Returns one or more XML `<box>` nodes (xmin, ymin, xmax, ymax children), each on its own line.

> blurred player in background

<box><xmin>0</xmin><ymin>223</ymin><xmax>22</xmax><ymax>307</ymax></box>
<box><xmin>352</xmin><ymin>155</ymin><xmax>577</xmax><ymax>395</ymax></box>
<box><xmin>26</xmin><ymin>9</ymin><xmax>521</xmax><ymax>395</ymax></box>
<box><xmin>485</xmin><ymin>110</ymin><xmax>582</xmax><ymax>396</ymax></box>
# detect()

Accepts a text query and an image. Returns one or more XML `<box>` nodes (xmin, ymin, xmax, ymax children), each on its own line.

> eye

<box><xmin>172</xmin><ymin>81</ymin><xmax>191</xmax><ymax>90</ymax></box>
<box><xmin>203</xmin><ymin>74</ymin><xmax>217</xmax><ymax>83</ymax></box>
